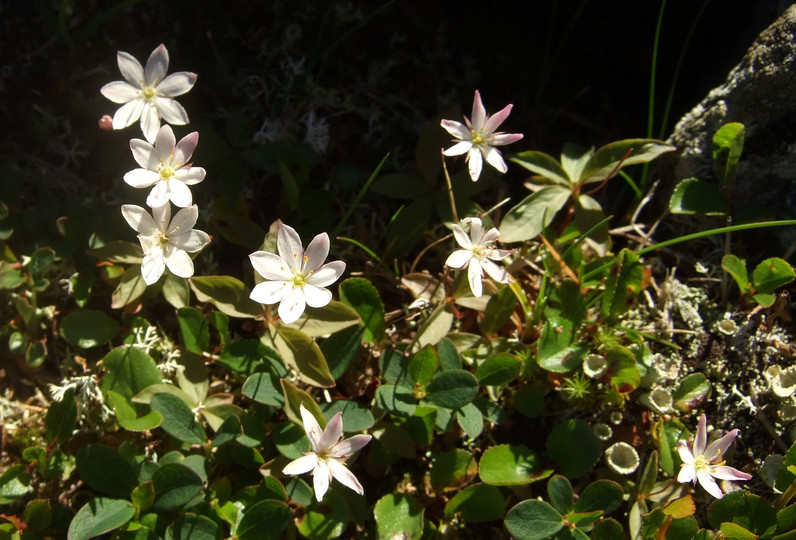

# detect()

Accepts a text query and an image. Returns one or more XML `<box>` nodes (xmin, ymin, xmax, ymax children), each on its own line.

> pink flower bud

<box><xmin>98</xmin><ymin>115</ymin><xmax>114</xmax><ymax>131</ymax></box>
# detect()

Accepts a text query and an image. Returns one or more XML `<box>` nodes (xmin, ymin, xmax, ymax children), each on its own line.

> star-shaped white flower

<box><xmin>445</xmin><ymin>217</ymin><xmax>513</xmax><ymax>297</ymax></box>
<box><xmin>249</xmin><ymin>223</ymin><xmax>345</xmax><ymax>324</ymax></box>
<box><xmin>101</xmin><ymin>44</ymin><xmax>197</xmax><ymax>143</ymax></box>
<box><xmin>121</xmin><ymin>204</ymin><xmax>210</xmax><ymax>285</ymax></box>
<box><xmin>124</xmin><ymin>125</ymin><xmax>205</xmax><ymax>208</ymax></box>
<box><xmin>441</xmin><ymin>90</ymin><xmax>524</xmax><ymax>181</ymax></box>
<box><xmin>283</xmin><ymin>403</ymin><xmax>372</xmax><ymax>502</ymax></box>
<box><xmin>677</xmin><ymin>414</ymin><xmax>752</xmax><ymax>499</ymax></box>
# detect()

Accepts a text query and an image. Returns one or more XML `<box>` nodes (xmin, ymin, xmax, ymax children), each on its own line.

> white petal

<box><xmin>440</xmin><ymin>120</ymin><xmax>470</xmax><ymax>140</ymax></box>
<box><xmin>442</xmin><ymin>140</ymin><xmax>472</xmax><ymax>157</ymax></box>
<box><xmin>467</xmin><ymin>148</ymin><xmax>483</xmax><ymax>181</ymax></box>
<box><xmin>677</xmin><ymin>464</ymin><xmax>696</xmax><ymax>484</ymax></box>
<box><xmin>306</xmin><ymin>261</ymin><xmax>345</xmax><ymax>288</ymax></box>
<box><xmin>249</xmin><ymin>251</ymin><xmax>293</xmax><ymax>281</ymax></box>
<box><xmin>141</xmin><ymin>248</ymin><xmax>165</xmax><ymax>285</ymax></box>
<box><xmin>445</xmin><ymin>250</ymin><xmax>473</xmax><ymax>270</ymax></box>
<box><xmin>483</xmin><ymin>146</ymin><xmax>508</xmax><ymax>174</ymax></box>
<box><xmin>124</xmin><ymin>169</ymin><xmax>159</xmax><ymax>189</ymax></box>
<box><xmin>278</xmin><ymin>287</ymin><xmax>307</xmax><ymax>324</ymax></box>
<box><xmin>277</xmin><ymin>223</ymin><xmax>305</xmax><ymax>272</ymax></box>
<box><xmin>704</xmin><ymin>430</ymin><xmax>740</xmax><ymax>461</ymax></box>
<box><xmin>327</xmin><ymin>459</ymin><xmax>364</xmax><ymax>495</ymax></box>
<box><xmin>303</xmin><ymin>284</ymin><xmax>332</xmax><ymax>308</ymax></box>
<box><xmin>318</xmin><ymin>413</ymin><xmax>344</xmax><ymax>451</ymax></box>
<box><xmin>332</xmin><ymin>434</ymin><xmax>372</xmax><ymax>457</ymax></box>
<box><xmin>171</xmin><ymin>230</ymin><xmax>210</xmax><ymax>253</ymax></box>
<box><xmin>282</xmin><ymin>453</ymin><xmax>318</xmax><ymax>476</ymax></box>
<box><xmin>121</xmin><ymin>204</ymin><xmax>156</xmax><ymax>235</ymax></box>
<box><xmin>101</xmin><ymin>81</ymin><xmax>139</xmax><ymax>104</ymax></box>
<box><xmin>313</xmin><ymin>461</ymin><xmax>331</xmax><ymax>502</ymax></box>
<box><xmin>154</xmin><ymin>125</ymin><xmax>176</xmax><ymax>161</ymax></box>
<box><xmin>164</xmin><ymin>247</ymin><xmax>194</xmax><ymax>278</ymax></box>
<box><xmin>168</xmin><ymin>205</ymin><xmax>199</xmax><ymax>232</ymax></box>
<box><xmin>697</xmin><ymin>470</ymin><xmax>724</xmax><ymax>499</ymax></box>
<box><xmin>250</xmin><ymin>280</ymin><xmax>290</xmax><ymax>305</ymax></box>
<box><xmin>130</xmin><ymin>138</ymin><xmax>157</xmax><ymax>169</ymax></box>
<box><xmin>470</xmin><ymin>90</ymin><xmax>486</xmax><ymax>130</ymax></box>
<box><xmin>154</xmin><ymin>97</ymin><xmax>190</xmax><ymax>125</ymax></box>
<box><xmin>167</xmin><ymin>180</ymin><xmax>193</xmax><ymax>208</ymax></box>
<box><xmin>482</xmin><ymin>259</ymin><xmax>512</xmax><ymax>284</ymax></box>
<box><xmin>300</xmin><ymin>404</ymin><xmax>324</xmax><ymax>449</ymax></box>
<box><xmin>140</xmin><ymin>104</ymin><xmax>161</xmax><ymax>143</ymax></box>
<box><xmin>303</xmin><ymin>233</ymin><xmax>330</xmax><ymax>272</ymax></box>
<box><xmin>144</xmin><ymin>44</ymin><xmax>169</xmax><ymax>86</ymax></box>
<box><xmin>152</xmin><ymin>204</ymin><xmax>171</xmax><ymax>231</ymax></box>
<box><xmin>467</xmin><ymin>259</ymin><xmax>483</xmax><ymax>297</ymax></box>
<box><xmin>156</xmin><ymin>72</ymin><xmax>197</xmax><ymax>97</ymax></box>
<box><xmin>467</xmin><ymin>218</ymin><xmax>484</xmax><ymax>245</ymax></box>
<box><xmin>451</xmin><ymin>224</ymin><xmax>472</xmax><ymax>250</ymax></box>
<box><xmin>676</xmin><ymin>442</ymin><xmax>695</xmax><ymax>465</ymax></box>
<box><xmin>112</xmin><ymin>99</ymin><xmax>144</xmax><ymax>130</ymax></box>
<box><xmin>695</xmin><ymin>415</ymin><xmax>708</xmax><ymax>458</ymax></box>
<box><xmin>175</xmin><ymin>166</ymin><xmax>206</xmax><ymax>185</ymax></box>
<box><xmin>174</xmin><ymin>131</ymin><xmax>199</xmax><ymax>164</ymax></box>
<box><xmin>710</xmin><ymin>465</ymin><xmax>752</xmax><ymax>481</ymax></box>
<box><xmin>116</xmin><ymin>51</ymin><xmax>144</xmax><ymax>87</ymax></box>
<box><xmin>481</xmin><ymin>227</ymin><xmax>501</xmax><ymax>245</ymax></box>
<box><xmin>490</xmin><ymin>132</ymin><xmax>524</xmax><ymax>146</ymax></box>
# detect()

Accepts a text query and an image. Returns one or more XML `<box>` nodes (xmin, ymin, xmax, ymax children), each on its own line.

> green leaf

<box><xmin>166</xmin><ymin>513</ymin><xmax>221</xmax><ymax>540</ymax></box>
<box><xmin>288</xmin><ymin>300</ymin><xmax>361</xmax><ymax>337</ymax></box>
<box><xmin>669</xmin><ymin>178</ymin><xmax>728</xmax><ymax>215</ymax></box>
<box><xmin>546</xmin><ymin>419</ymin><xmax>601</xmax><ymax>479</ymax></box>
<box><xmin>89</xmin><ymin>240</ymin><xmax>144</xmax><ymax>264</ymax></box>
<box><xmin>601</xmin><ymin>248</ymin><xmax>643</xmax><ymax>324</ymax></box>
<box><xmin>321</xmin><ymin>324</ymin><xmax>364</xmax><ymax>379</ymax></box>
<box><xmin>425</xmin><ymin>369</ymin><xmax>479</xmax><ymax>409</ymax></box>
<box><xmin>510</xmin><ymin>150</ymin><xmax>572</xmax><ymax>186</ymax></box>
<box><xmin>107</xmin><ymin>390</ymin><xmax>162</xmax><ymax>431</ymax></box>
<box><xmin>719</xmin><ymin>522</ymin><xmax>757</xmax><ymax>540</ymax></box>
<box><xmin>189</xmin><ymin>275</ymin><xmax>262</xmax><ymax>318</ymax></box>
<box><xmin>295</xmin><ymin>489</ymin><xmax>350</xmax><ymax>539</ymax></box>
<box><xmin>100</xmin><ymin>346</ymin><xmax>162</xmax><ymax>401</ymax></box>
<box><xmin>475</xmin><ymin>353</ymin><xmax>522</xmax><ymax>386</ymax></box>
<box><xmin>162</xmin><ymin>273</ymin><xmax>190</xmax><ymax>309</ymax></box>
<box><xmin>430</xmin><ymin>449</ymin><xmax>478</xmax><ymax>490</ymax></box>
<box><xmin>653</xmin><ymin>418</ymin><xmax>688</xmax><ymax>477</ymax></box>
<box><xmin>605</xmin><ymin>345</ymin><xmax>641</xmax><ymax>393</ymax></box>
<box><xmin>28</xmin><ymin>247</ymin><xmax>55</xmax><ymax>276</ymax></box>
<box><xmin>111</xmin><ymin>265</ymin><xmax>147</xmax><ymax>309</ymax></box>
<box><xmin>374</xmin><ymin>493</ymin><xmax>424</xmax><ymax>540</ymax></box>
<box><xmin>713</xmin><ymin>122</ymin><xmax>745</xmax><ymax>186</ymax></box>
<box><xmin>663</xmin><ymin>495</ymin><xmax>696</xmax><ymax>519</ymax></box>
<box><xmin>76</xmin><ymin>445</ymin><xmax>138</xmax><ymax>498</ymax></box>
<box><xmin>752</xmin><ymin>257</ymin><xmax>795</xmax><ymax>299</ymax></box>
<box><xmin>638</xmin><ymin>451</ymin><xmax>660</xmax><ymax>496</ymax></box>
<box><xmin>640</xmin><ymin>507</ymin><xmax>698</xmax><ymax>540</ymax></box>
<box><xmin>375</xmin><ymin>384</ymin><xmax>417</xmax><ymax>417</ymax></box>
<box><xmin>413</xmin><ymin>303</ymin><xmax>454</xmax><ymax>350</ymax></box>
<box><xmin>499</xmin><ymin>185</ymin><xmax>571</xmax><ymax>243</ymax></box>
<box><xmin>242</xmin><ymin>372</ymin><xmax>283</xmax><ymax>407</ymax></box>
<box><xmin>574</xmin><ymin>480</ymin><xmax>623</xmax><ymax>515</ymax></box>
<box><xmin>217</xmin><ymin>339</ymin><xmax>272</xmax><ymax>375</ymax></box>
<box><xmin>45</xmin><ymin>388</ymin><xmax>77</xmax><ymax>443</ymax></box>
<box><xmin>444</xmin><ymin>483</ymin><xmax>505</xmax><ymax>522</ymax></box>
<box><xmin>722</xmin><ymin>254</ymin><xmax>751</xmax><ymax>296</ymax></box>
<box><xmin>580</xmin><ymin>139</ymin><xmax>676</xmax><ymax>184</ymax></box>
<box><xmin>707</xmin><ymin>490</ymin><xmax>776</xmax><ymax>536</ymax></box>
<box><xmin>408</xmin><ymin>345</ymin><xmax>438</xmax><ymax>386</ymax></box>
<box><xmin>0</xmin><ymin>465</ymin><xmax>30</xmax><ymax>504</ymax></box>
<box><xmin>437</xmin><ymin>337</ymin><xmax>462</xmax><ymax>371</ymax></box>
<box><xmin>150</xmin><ymin>393</ymin><xmax>206</xmax><ymax>444</ymax></box>
<box><xmin>480</xmin><ymin>444</ymin><xmax>545</xmax><ymax>486</ymax></box>
<box><xmin>480</xmin><ymin>285</ymin><xmax>517</xmax><ymax>335</ymax></box>
<box><xmin>504</xmin><ymin>499</ymin><xmax>564</xmax><ymax>540</ymax></box>
<box><xmin>560</xmin><ymin>143</ymin><xmax>593</xmax><ymax>181</ymax></box>
<box><xmin>513</xmin><ymin>384</ymin><xmax>544</xmax><ymax>418</ymax></box>
<box><xmin>573</xmin><ymin>193</ymin><xmax>610</xmax><ymax>248</ymax></box>
<box><xmin>67</xmin><ymin>498</ymin><xmax>136</xmax><ymax>540</ymax></box>
<box><xmin>0</xmin><ymin>261</ymin><xmax>24</xmax><ymax>290</ymax></box>
<box><xmin>547</xmin><ymin>475</ymin><xmax>574</xmax><ymax>515</ymax></box>
<box><xmin>320</xmin><ymin>399</ymin><xmax>375</xmax><ymax>433</ymax></box>
<box><xmin>456</xmin><ymin>402</ymin><xmax>483</xmax><ymax>439</ymax></box>
<box><xmin>131</xmin><ymin>481</ymin><xmax>155</xmax><ymax>513</ymax></box>
<box><xmin>339</xmin><ymin>277</ymin><xmax>385</xmax><ymax>343</ymax></box>
<box><xmin>151</xmin><ymin>463</ymin><xmax>204</xmax><ymax>511</ymax></box>
<box><xmin>275</xmin><ymin>327</ymin><xmax>335</xmax><ymax>387</ymax></box>
<box><xmin>591</xmin><ymin>518</ymin><xmax>625</xmax><ymax>540</ymax></box>
<box><xmin>672</xmin><ymin>373</ymin><xmax>711</xmax><ymax>412</ymax></box>
<box><xmin>537</xmin><ymin>316</ymin><xmax>586</xmax><ymax>373</ymax></box>
<box><xmin>24</xmin><ymin>498</ymin><xmax>52</xmax><ymax>531</ymax></box>
<box><xmin>382</xmin><ymin>197</ymin><xmax>433</xmax><ymax>260</ymax></box>
<box><xmin>60</xmin><ymin>309</ymin><xmax>119</xmax><ymax>348</ymax></box>
<box><xmin>177</xmin><ymin>307</ymin><xmax>210</xmax><ymax>355</ymax></box>
<box><xmin>404</xmin><ymin>406</ymin><xmax>437</xmax><ymax>446</ymax></box>
<box><xmin>280</xmin><ymin>378</ymin><xmax>326</xmax><ymax>429</ymax></box>
<box><xmin>236</xmin><ymin>500</ymin><xmax>292</xmax><ymax>540</ymax></box>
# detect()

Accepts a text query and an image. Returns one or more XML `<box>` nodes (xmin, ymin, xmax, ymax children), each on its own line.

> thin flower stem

<box><xmin>331</xmin><ymin>153</ymin><xmax>389</xmax><ymax>240</ymax></box>
<box><xmin>440</xmin><ymin>150</ymin><xmax>459</xmax><ymax>224</ymax></box>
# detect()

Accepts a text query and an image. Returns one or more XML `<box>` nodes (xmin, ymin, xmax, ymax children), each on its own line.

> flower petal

<box><xmin>704</xmin><ymin>429</ymin><xmax>740</xmax><ymax>462</ymax></box>
<box><xmin>112</xmin><ymin>99</ymin><xmax>144</xmax><ymax>130</ymax></box>
<box><xmin>445</xmin><ymin>250</ymin><xmax>472</xmax><ymax>270</ymax></box>
<box><xmin>482</xmin><ymin>259</ymin><xmax>512</xmax><ymax>284</ymax></box>
<box><xmin>306</xmin><ymin>261</ymin><xmax>345</xmax><ymax>288</ymax></box>
<box><xmin>121</xmin><ymin>204</ymin><xmax>156</xmax><ymax>235</ymax></box>
<box><xmin>101</xmin><ymin>81</ymin><xmax>140</xmax><ymax>104</ymax></box>
<box><xmin>466</xmin><ymin>217</ymin><xmax>484</xmax><ymax>245</ymax></box>
<box><xmin>249</xmin><ymin>251</ymin><xmax>293</xmax><ymax>281</ymax></box>
<box><xmin>304</xmin><ymin>232</ymin><xmax>330</xmax><ymax>272</ymax></box>
<box><xmin>468</xmin><ymin>258</ymin><xmax>484</xmax><ymax>297</ymax></box>
<box><xmin>124</xmin><ymin>169</ymin><xmax>159</xmax><ymax>189</ymax></box>
<box><xmin>303</xmin><ymin>284</ymin><xmax>333</xmax><ymax>308</ymax></box>
<box><xmin>676</xmin><ymin>441</ymin><xmax>695</xmax><ymax>465</ymax></box>
<box><xmin>116</xmin><ymin>51</ymin><xmax>144</xmax><ymax>87</ymax></box>
<box><xmin>327</xmin><ymin>459</ymin><xmax>364</xmax><ymax>496</ymax></box>
<box><xmin>278</xmin><ymin>287</ymin><xmax>307</xmax><ymax>324</ymax></box>
<box><xmin>677</xmin><ymin>463</ymin><xmax>695</xmax><ymax>484</ymax></box>
<box><xmin>175</xmin><ymin>166</ymin><xmax>206</xmax><ymax>185</ymax></box>
<box><xmin>171</xmin><ymin>230</ymin><xmax>210</xmax><ymax>253</ymax></box>
<box><xmin>174</xmin><ymin>131</ymin><xmax>199</xmax><ymax>164</ymax></box>
<box><xmin>277</xmin><ymin>223</ymin><xmax>305</xmax><ymax>272</ymax></box>
<box><xmin>313</xmin><ymin>460</ymin><xmax>331</xmax><ymax>502</ymax></box>
<box><xmin>300</xmin><ymin>404</ymin><xmax>324</xmax><ymax>449</ymax></box>
<box><xmin>710</xmin><ymin>465</ymin><xmax>752</xmax><ymax>481</ymax></box>
<box><xmin>154</xmin><ymin>97</ymin><xmax>190</xmax><ymax>125</ymax></box>
<box><xmin>451</xmin><ymin>224</ymin><xmax>472</xmax><ymax>250</ymax></box>
<box><xmin>144</xmin><ymin>44</ymin><xmax>169</xmax><ymax>86</ymax></box>
<box><xmin>282</xmin><ymin>453</ymin><xmax>318</xmax><ymax>476</ymax></box>
<box><xmin>140</xmin><ymin>104</ymin><xmax>161</xmax><ymax>143</ymax></box>
<box><xmin>483</xmin><ymin>103</ymin><xmax>513</xmax><ymax>133</ymax></box>
<box><xmin>467</xmin><ymin>147</ymin><xmax>483</xmax><ymax>181</ymax></box>
<box><xmin>697</xmin><ymin>470</ymin><xmax>724</xmax><ymax>499</ymax></box>
<box><xmin>695</xmin><ymin>415</ymin><xmax>708</xmax><ymax>458</ymax></box>
<box><xmin>332</xmin><ymin>434</ymin><xmax>372</xmax><ymax>457</ymax></box>
<box><xmin>156</xmin><ymin>72</ymin><xmax>197</xmax><ymax>97</ymax></box>
<box><xmin>167</xmin><ymin>180</ymin><xmax>193</xmax><ymax>208</ymax></box>
<box><xmin>164</xmin><ymin>246</ymin><xmax>194</xmax><ymax>278</ymax></box>
<box><xmin>319</xmin><ymin>412</ymin><xmax>344</xmax><ymax>451</ymax></box>
<box><xmin>490</xmin><ymin>132</ymin><xmax>524</xmax><ymax>146</ymax></box>
<box><xmin>470</xmin><ymin>90</ymin><xmax>486</xmax><ymax>130</ymax></box>
<box><xmin>130</xmin><ymin>138</ymin><xmax>157</xmax><ymax>169</ymax></box>
<box><xmin>168</xmin><ymin>205</ymin><xmax>199</xmax><ymax>232</ymax></box>
<box><xmin>483</xmin><ymin>146</ymin><xmax>508</xmax><ymax>174</ymax></box>
<box><xmin>146</xmin><ymin>182</ymin><xmax>170</xmax><ymax>209</ymax></box>
<box><xmin>481</xmin><ymin>226</ymin><xmax>501</xmax><ymax>245</ymax></box>
<box><xmin>440</xmin><ymin>120</ymin><xmax>470</xmax><ymax>140</ymax></box>
<box><xmin>442</xmin><ymin>140</ymin><xmax>472</xmax><ymax>156</ymax></box>
<box><xmin>250</xmin><ymin>280</ymin><xmax>290</xmax><ymax>305</ymax></box>
<box><xmin>154</xmin><ymin>125</ymin><xmax>176</xmax><ymax>161</ymax></box>
<box><xmin>140</xmin><ymin>248</ymin><xmax>165</xmax><ymax>285</ymax></box>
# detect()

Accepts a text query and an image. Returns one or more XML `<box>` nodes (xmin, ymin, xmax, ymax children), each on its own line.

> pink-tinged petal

<box><xmin>483</xmin><ymin>103</ymin><xmax>513</xmax><ymax>133</ymax></box>
<box><xmin>140</xmin><ymin>104</ymin><xmax>161</xmax><ymax>143</ymax></box>
<box><xmin>278</xmin><ymin>287</ymin><xmax>307</xmax><ymax>324</ymax></box>
<box><xmin>141</xmin><ymin>248</ymin><xmax>166</xmax><ymax>285</ymax></box>
<box><xmin>282</xmin><ymin>453</ymin><xmax>318</xmax><ymax>476</ymax></box>
<box><xmin>116</xmin><ymin>51</ymin><xmax>144</xmax><ymax>87</ymax></box>
<box><xmin>313</xmin><ymin>460</ymin><xmax>331</xmax><ymax>501</ymax></box>
<box><xmin>171</xmin><ymin>230</ymin><xmax>210</xmax><ymax>253</ymax></box>
<box><xmin>121</xmin><ymin>205</ymin><xmax>156</xmax><ymax>235</ymax></box>
<box><xmin>101</xmin><ymin>81</ymin><xmax>140</xmax><ymax>104</ymax></box>
<box><xmin>695</xmin><ymin>415</ymin><xmax>708</xmax><ymax>458</ymax></box>
<box><xmin>490</xmin><ymin>132</ymin><xmax>524</xmax><ymax>146</ymax></box>
<box><xmin>300</xmin><ymin>404</ymin><xmax>324</xmax><ymax>449</ymax></box>
<box><xmin>483</xmin><ymin>146</ymin><xmax>508</xmax><ymax>174</ymax></box>
<box><xmin>467</xmin><ymin>147</ymin><xmax>483</xmax><ymax>181</ymax></box>
<box><xmin>440</xmin><ymin>119</ymin><xmax>470</xmax><ymax>140</ymax></box>
<box><xmin>174</xmin><ymin>131</ymin><xmax>198</xmax><ymax>164</ymax></box>
<box><xmin>154</xmin><ymin>125</ymin><xmax>176</xmax><ymax>161</ymax></box>
<box><xmin>465</xmin><ymin>217</ymin><xmax>484</xmax><ymax>245</ymax></box>
<box><xmin>482</xmin><ymin>259</ymin><xmax>512</xmax><ymax>284</ymax></box>
<box><xmin>332</xmin><ymin>434</ymin><xmax>372</xmax><ymax>457</ymax></box>
<box><xmin>696</xmin><ymin>470</ymin><xmax>724</xmax><ymax>499</ymax></box>
<box><xmin>451</xmin><ymin>224</ymin><xmax>472</xmax><ymax>250</ymax></box>
<box><xmin>481</xmin><ymin>226</ymin><xmax>501</xmax><ymax>245</ymax></box>
<box><xmin>306</xmin><ymin>260</ymin><xmax>345</xmax><ymax>288</ymax></box>
<box><xmin>124</xmin><ymin>169</ymin><xmax>159</xmax><ymax>189</ymax></box>
<box><xmin>146</xmin><ymin>182</ymin><xmax>170</xmax><ymax>209</ymax></box>
<box><xmin>327</xmin><ymin>459</ymin><xmax>364</xmax><ymax>495</ymax></box>
<box><xmin>112</xmin><ymin>99</ymin><xmax>144</xmax><ymax>130</ymax></box>
<box><xmin>445</xmin><ymin>250</ymin><xmax>473</xmax><ymax>270</ymax></box>
<box><xmin>483</xmin><ymin>248</ymin><xmax>513</xmax><ymax>261</ymax></box>
<box><xmin>164</xmin><ymin>247</ymin><xmax>194</xmax><ymax>278</ymax></box>
<box><xmin>277</xmin><ymin>223</ymin><xmax>305</xmax><ymax>272</ymax></box>
<box><xmin>677</xmin><ymin>441</ymin><xmax>695</xmax><ymax>465</ymax></box>
<box><xmin>303</xmin><ymin>284</ymin><xmax>333</xmax><ymax>308</ymax></box>
<box><xmin>304</xmin><ymin>232</ymin><xmax>330</xmax><ymax>272</ymax></box>
<box><xmin>130</xmin><ymin>138</ymin><xmax>157</xmax><ymax>169</ymax></box>
<box><xmin>468</xmin><ymin>258</ymin><xmax>484</xmax><ymax>297</ymax></box>
<box><xmin>144</xmin><ymin>44</ymin><xmax>169</xmax><ymax>86</ymax></box>
<box><xmin>167</xmin><ymin>180</ymin><xmax>193</xmax><ymax>208</ymax></box>
<box><xmin>249</xmin><ymin>251</ymin><xmax>293</xmax><ymax>281</ymax></box>
<box><xmin>154</xmin><ymin>97</ymin><xmax>189</xmax><ymax>125</ymax></box>
<box><xmin>156</xmin><ymin>72</ymin><xmax>197</xmax><ymax>97</ymax></box>
<box><xmin>470</xmin><ymin>90</ymin><xmax>486</xmax><ymax>130</ymax></box>
<box><xmin>704</xmin><ymin>429</ymin><xmax>740</xmax><ymax>462</ymax></box>
<box><xmin>442</xmin><ymin>141</ymin><xmax>472</xmax><ymax>157</ymax></box>
<box><xmin>175</xmin><ymin>166</ymin><xmax>206</xmax><ymax>185</ymax></box>
<box><xmin>250</xmin><ymin>280</ymin><xmax>290</xmax><ymax>305</ymax></box>
<box><xmin>168</xmin><ymin>205</ymin><xmax>199</xmax><ymax>232</ymax></box>
<box><xmin>677</xmin><ymin>464</ymin><xmax>696</xmax><ymax>484</ymax></box>
<box><xmin>319</xmin><ymin>413</ymin><xmax>344</xmax><ymax>451</ymax></box>
<box><xmin>709</xmin><ymin>465</ymin><xmax>752</xmax><ymax>481</ymax></box>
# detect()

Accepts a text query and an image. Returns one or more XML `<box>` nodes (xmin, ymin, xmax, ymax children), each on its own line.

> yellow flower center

<box><xmin>141</xmin><ymin>86</ymin><xmax>156</xmax><ymax>101</ymax></box>
<box><xmin>471</xmin><ymin>131</ymin><xmax>485</xmax><ymax>146</ymax></box>
<box><xmin>156</xmin><ymin>231</ymin><xmax>169</xmax><ymax>245</ymax></box>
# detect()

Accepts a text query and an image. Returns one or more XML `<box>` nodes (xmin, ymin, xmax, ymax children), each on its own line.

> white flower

<box><xmin>101</xmin><ymin>44</ymin><xmax>197</xmax><ymax>143</ymax></box>
<box><xmin>282</xmin><ymin>403</ymin><xmax>371</xmax><ymax>502</ymax></box>
<box><xmin>121</xmin><ymin>204</ymin><xmax>210</xmax><ymax>285</ymax></box>
<box><xmin>123</xmin><ymin>125</ymin><xmax>206</xmax><ymax>208</ymax></box>
<box><xmin>445</xmin><ymin>217</ymin><xmax>513</xmax><ymax>297</ymax></box>
<box><xmin>677</xmin><ymin>414</ymin><xmax>752</xmax><ymax>499</ymax></box>
<box><xmin>249</xmin><ymin>223</ymin><xmax>345</xmax><ymax>324</ymax></box>
<box><xmin>441</xmin><ymin>90</ymin><xmax>523</xmax><ymax>181</ymax></box>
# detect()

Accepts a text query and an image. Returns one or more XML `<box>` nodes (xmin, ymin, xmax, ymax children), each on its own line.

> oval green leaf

<box><xmin>425</xmin><ymin>370</ymin><xmax>479</xmax><ymax>410</ymax></box>
<box><xmin>67</xmin><ymin>498</ymin><xmax>136</xmax><ymax>540</ymax></box>
<box><xmin>60</xmin><ymin>309</ymin><xmax>118</xmax><ymax>349</ymax></box>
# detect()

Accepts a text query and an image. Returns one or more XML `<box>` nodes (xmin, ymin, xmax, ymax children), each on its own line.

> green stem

<box><xmin>635</xmin><ymin>220</ymin><xmax>796</xmax><ymax>256</ymax></box>
<box><xmin>441</xmin><ymin>150</ymin><xmax>459</xmax><ymax>223</ymax></box>
<box><xmin>331</xmin><ymin>153</ymin><xmax>389</xmax><ymax>240</ymax></box>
